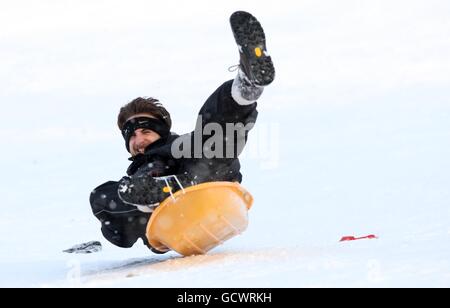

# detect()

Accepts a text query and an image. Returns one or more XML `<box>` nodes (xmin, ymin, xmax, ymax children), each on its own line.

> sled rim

<box><xmin>146</xmin><ymin>181</ymin><xmax>253</xmax><ymax>254</ymax></box>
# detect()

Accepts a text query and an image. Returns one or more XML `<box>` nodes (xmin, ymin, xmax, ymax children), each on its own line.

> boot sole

<box><xmin>230</xmin><ymin>11</ymin><xmax>275</xmax><ymax>86</ymax></box>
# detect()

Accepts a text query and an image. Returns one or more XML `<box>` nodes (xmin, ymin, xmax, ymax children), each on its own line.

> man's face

<box><xmin>127</xmin><ymin>113</ymin><xmax>162</xmax><ymax>156</ymax></box>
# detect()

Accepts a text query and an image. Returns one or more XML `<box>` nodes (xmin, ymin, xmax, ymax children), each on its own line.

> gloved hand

<box><xmin>117</xmin><ymin>173</ymin><xmax>197</xmax><ymax>212</ymax></box>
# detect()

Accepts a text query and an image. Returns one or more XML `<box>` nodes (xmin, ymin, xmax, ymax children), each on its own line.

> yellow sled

<box><xmin>146</xmin><ymin>182</ymin><xmax>253</xmax><ymax>256</ymax></box>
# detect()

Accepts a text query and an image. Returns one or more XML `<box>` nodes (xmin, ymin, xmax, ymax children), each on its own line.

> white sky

<box><xmin>0</xmin><ymin>0</ymin><xmax>449</xmax><ymax>137</ymax></box>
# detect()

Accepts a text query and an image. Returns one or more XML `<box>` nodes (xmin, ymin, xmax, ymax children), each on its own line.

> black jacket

<box><xmin>90</xmin><ymin>80</ymin><xmax>258</xmax><ymax>249</ymax></box>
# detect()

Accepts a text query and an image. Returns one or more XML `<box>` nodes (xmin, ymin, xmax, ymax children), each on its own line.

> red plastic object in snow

<box><xmin>340</xmin><ymin>234</ymin><xmax>378</xmax><ymax>242</ymax></box>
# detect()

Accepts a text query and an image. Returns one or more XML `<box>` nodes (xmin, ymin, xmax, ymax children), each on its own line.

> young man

<box><xmin>90</xmin><ymin>11</ymin><xmax>275</xmax><ymax>252</ymax></box>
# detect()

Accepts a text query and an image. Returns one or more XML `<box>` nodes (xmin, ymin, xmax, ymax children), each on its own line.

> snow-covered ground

<box><xmin>1</xmin><ymin>0</ymin><xmax>449</xmax><ymax>287</ymax></box>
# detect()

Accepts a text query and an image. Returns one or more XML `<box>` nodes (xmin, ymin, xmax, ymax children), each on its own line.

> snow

<box><xmin>1</xmin><ymin>0</ymin><xmax>450</xmax><ymax>287</ymax></box>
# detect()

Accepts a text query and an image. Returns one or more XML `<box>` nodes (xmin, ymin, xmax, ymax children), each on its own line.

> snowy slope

<box><xmin>1</xmin><ymin>0</ymin><xmax>449</xmax><ymax>287</ymax></box>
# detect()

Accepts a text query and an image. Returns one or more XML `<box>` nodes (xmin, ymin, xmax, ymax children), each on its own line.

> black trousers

<box><xmin>90</xmin><ymin>181</ymin><xmax>152</xmax><ymax>248</ymax></box>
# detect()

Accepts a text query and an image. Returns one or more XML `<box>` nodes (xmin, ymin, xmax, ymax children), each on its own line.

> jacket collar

<box><xmin>128</xmin><ymin>133</ymin><xmax>179</xmax><ymax>162</ymax></box>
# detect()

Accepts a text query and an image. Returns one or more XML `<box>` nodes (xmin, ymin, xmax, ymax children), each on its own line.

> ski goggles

<box><xmin>122</xmin><ymin>117</ymin><xmax>170</xmax><ymax>152</ymax></box>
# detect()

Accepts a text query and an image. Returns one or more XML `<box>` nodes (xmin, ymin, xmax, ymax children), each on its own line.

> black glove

<box><xmin>118</xmin><ymin>173</ymin><xmax>197</xmax><ymax>210</ymax></box>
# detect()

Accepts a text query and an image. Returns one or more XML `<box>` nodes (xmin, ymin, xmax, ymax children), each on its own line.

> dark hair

<box><xmin>117</xmin><ymin>97</ymin><xmax>172</xmax><ymax>130</ymax></box>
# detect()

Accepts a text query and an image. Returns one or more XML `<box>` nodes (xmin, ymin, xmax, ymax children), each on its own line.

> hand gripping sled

<box><xmin>146</xmin><ymin>182</ymin><xmax>253</xmax><ymax>256</ymax></box>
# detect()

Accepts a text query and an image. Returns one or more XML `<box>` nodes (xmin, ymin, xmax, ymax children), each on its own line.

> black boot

<box><xmin>230</xmin><ymin>11</ymin><xmax>275</xmax><ymax>87</ymax></box>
